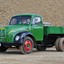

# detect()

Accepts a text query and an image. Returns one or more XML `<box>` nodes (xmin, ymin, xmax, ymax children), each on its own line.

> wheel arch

<box><xmin>13</xmin><ymin>31</ymin><xmax>36</xmax><ymax>46</ymax></box>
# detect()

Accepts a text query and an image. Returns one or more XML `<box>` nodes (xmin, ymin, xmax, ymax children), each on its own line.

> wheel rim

<box><xmin>24</xmin><ymin>40</ymin><xmax>32</xmax><ymax>52</ymax></box>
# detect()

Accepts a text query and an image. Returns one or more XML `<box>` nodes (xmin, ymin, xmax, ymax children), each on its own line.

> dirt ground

<box><xmin>0</xmin><ymin>0</ymin><xmax>64</xmax><ymax>26</ymax></box>
<box><xmin>0</xmin><ymin>47</ymin><xmax>64</xmax><ymax>64</ymax></box>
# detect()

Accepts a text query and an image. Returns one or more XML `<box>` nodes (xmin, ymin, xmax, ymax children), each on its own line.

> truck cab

<box><xmin>0</xmin><ymin>14</ymin><xmax>44</xmax><ymax>54</ymax></box>
<box><xmin>9</xmin><ymin>14</ymin><xmax>43</xmax><ymax>42</ymax></box>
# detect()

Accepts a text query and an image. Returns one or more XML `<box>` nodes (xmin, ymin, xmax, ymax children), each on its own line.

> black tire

<box><xmin>36</xmin><ymin>45</ymin><xmax>46</xmax><ymax>51</ymax></box>
<box><xmin>58</xmin><ymin>38</ymin><xmax>64</xmax><ymax>51</ymax></box>
<box><xmin>19</xmin><ymin>37</ymin><xmax>34</xmax><ymax>54</ymax></box>
<box><xmin>0</xmin><ymin>46</ymin><xmax>8</xmax><ymax>52</ymax></box>
<box><xmin>55</xmin><ymin>38</ymin><xmax>60</xmax><ymax>51</ymax></box>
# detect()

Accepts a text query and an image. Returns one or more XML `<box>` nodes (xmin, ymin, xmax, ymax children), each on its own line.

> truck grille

<box><xmin>0</xmin><ymin>29</ymin><xmax>5</xmax><ymax>37</ymax></box>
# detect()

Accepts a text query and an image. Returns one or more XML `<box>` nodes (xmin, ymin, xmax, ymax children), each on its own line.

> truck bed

<box><xmin>44</xmin><ymin>26</ymin><xmax>64</xmax><ymax>35</ymax></box>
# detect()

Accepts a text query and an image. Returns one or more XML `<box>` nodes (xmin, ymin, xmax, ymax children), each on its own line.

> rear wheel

<box><xmin>55</xmin><ymin>38</ymin><xmax>60</xmax><ymax>51</ymax></box>
<box><xmin>58</xmin><ymin>38</ymin><xmax>64</xmax><ymax>51</ymax></box>
<box><xmin>0</xmin><ymin>45</ymin><xmax>8</xmax><ymax>52</ymax></box>
<box><xmin>19</xmin><ymin>37</ymin><xmax>34</xmax><ymax>54</ymax></box>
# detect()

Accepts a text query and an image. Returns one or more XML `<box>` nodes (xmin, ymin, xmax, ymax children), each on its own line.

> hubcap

<box><xmin>24</xmin><ymin>40</ymin><xmax>32</xmax><ymax>52</ymax></box>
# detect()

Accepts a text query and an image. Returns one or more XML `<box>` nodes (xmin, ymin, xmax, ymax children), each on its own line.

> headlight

<box><xmin>15</xmin><ymin>36</ymin><xmax>20</xmax><ymax>41</ymax></box>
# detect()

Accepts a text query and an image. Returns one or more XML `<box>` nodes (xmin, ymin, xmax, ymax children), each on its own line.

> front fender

<box><xmin>6</xmin><ymin>30</ymin><xmax>22</xmax><ymax>43</ymax></box>
<box><xmin>20</xmin><ymin>32</ymin><xmax>33</xmax><ymax>39</ymax></box>
<box><xmin>6</xmin><ymin>31</ymin><xmax>33</xmax><ymax>43</ymax></box>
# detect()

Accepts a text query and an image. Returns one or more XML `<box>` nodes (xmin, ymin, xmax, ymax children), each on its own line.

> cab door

<box><xmin>31</xmin><ymin>16</ymin><xmax>44</xmax><ymax>41</ymax></box>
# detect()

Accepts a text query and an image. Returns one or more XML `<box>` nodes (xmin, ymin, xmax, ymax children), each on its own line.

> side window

<box><xmin>10</xmin><ymin>18</ymin><xmax>17</xmax><ymax>25</ymax></box>
<box><xmin>32</xmin><ymin>17</ymin><xmax>41</xmax><ymax>25</ymax></box>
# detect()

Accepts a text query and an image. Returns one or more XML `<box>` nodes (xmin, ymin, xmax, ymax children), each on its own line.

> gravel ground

<box><xmin>0</xmin><ymin>47</ymin><xmax>64</xmax><ymax>64</ymax></box>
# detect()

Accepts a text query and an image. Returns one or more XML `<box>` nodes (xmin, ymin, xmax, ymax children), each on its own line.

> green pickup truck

<box><xmin>0</xmin><ymin>13</ymin><xmax>64</xmax><ymax>54</ymax></box>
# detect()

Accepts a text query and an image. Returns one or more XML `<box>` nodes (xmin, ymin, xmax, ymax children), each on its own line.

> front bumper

<box><xmin>0</xmin><ymin>42</ymin><xmax>22</xmax><ymax>47</ymax></box>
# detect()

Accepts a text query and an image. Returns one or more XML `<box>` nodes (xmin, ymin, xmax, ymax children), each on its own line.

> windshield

<box><xmin>10</xmin><ymin>15</ymin><xmax>31</xmax><ymax>25</ymax></box>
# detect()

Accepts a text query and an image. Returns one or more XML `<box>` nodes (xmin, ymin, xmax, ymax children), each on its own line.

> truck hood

<box><xmin>5</xmin><ymin>24</ymin><xmax>29</xmax><ymax>34</ymax></box>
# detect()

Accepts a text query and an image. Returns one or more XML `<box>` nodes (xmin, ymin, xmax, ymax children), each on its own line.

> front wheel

<box><xmin>0</xmin><ymin>45</ymin><xmax>8</xmax><ymax>52</ymax></box>
<box><xmin>19</xmin><ymin>37</ymin><xmax>34</xmax><ymax>54</ymax></box>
